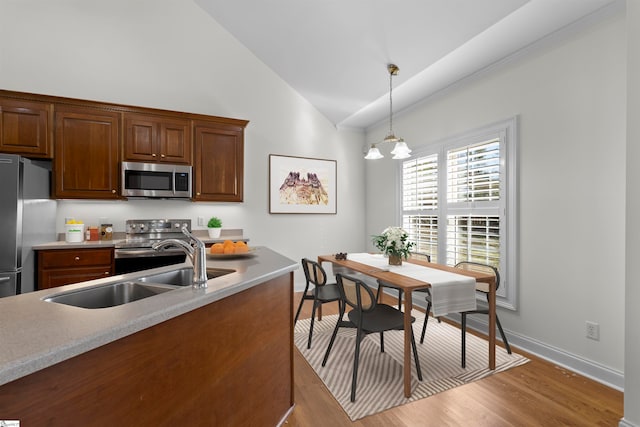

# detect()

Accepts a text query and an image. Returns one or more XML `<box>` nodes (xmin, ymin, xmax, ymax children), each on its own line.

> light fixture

<box><xmin>365</xmin><ymin>63</ymin><xmax>412</xmax><ymax>160</ymax></box>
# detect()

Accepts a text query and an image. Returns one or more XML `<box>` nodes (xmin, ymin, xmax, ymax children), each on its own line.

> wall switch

<box><xmin>586</xmin><ymin>321</ymin><xmax>600</xmax><ymax>341</ymax></box>
<box><xmin>197</xmin><ymin>216</ymin><xmax>205</xmax><ymax>226</ymax></box>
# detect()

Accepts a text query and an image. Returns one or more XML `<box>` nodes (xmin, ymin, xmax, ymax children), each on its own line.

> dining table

<box><xmin>317</xmin><ymin>253</ymin><xmax>497</xmax><ymax>398</ymax></box>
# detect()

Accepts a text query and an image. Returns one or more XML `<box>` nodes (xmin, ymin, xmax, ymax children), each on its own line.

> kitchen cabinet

<box><xmin>193</xmin><ymin>119</ymin><xmax>248</xmax><ymax>202</ymax></box>
<box><xmin>123</xmin><ymin>113</ymin><xmax>191</xmax><ymax>164</ymax></box>
<box><xmin>53</xmin><ymin>106</ymin><xmax>120</xmax><ymax>199</ymax></box>
<box><xmin>0</xmin><ymin>270</ymin><xmax>294</xmax><ymax>426</ymax></box>
<box><xmin>0</xmin><ymin>97</ymin><xmax>53</xmax><ymax>158</ymax></box>
<box><xmin>37</xmin><ymin>247</ymin><xmax>114</xmax><ymax>290</ymax></box>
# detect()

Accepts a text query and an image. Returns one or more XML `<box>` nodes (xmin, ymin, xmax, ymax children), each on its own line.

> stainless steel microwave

<box><xmin>121</xmin><ymin>162</ymin><xmax>192</xmax><ymax>199</ymax></box>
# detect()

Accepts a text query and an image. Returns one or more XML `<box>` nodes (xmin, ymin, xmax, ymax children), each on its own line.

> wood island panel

<box><xmin>0</xmin><ymin>273</ymin><xmax>294</xmax><ymax>426</ymax></box>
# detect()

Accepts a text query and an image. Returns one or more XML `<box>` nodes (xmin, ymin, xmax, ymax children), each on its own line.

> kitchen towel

<box><xmin>344</xmin><ymin>253</ymin><xmax>477</xmax><ymax>316</ymax></box>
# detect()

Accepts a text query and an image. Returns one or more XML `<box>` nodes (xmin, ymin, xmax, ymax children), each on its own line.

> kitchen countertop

<box><xmin>32</xmin><ymin>231</ymin><xmax>248</xmax><ymax>250</ymax></box>
<box><xmin>0</xmin><ymin>246</ymin><xmax>297</xmax><ymax>386</ymax></box>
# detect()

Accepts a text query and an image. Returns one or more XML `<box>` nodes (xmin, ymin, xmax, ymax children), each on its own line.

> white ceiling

<box><xmin>194</xmin><ymin>0</ymin><xmax>619</xmax><ymax>129</ymax></box>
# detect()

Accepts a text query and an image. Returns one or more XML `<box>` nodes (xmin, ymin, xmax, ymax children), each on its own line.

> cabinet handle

<box><xmin>152</xmin><ymin>153</ymin><xmax>157</xmax><ymax>157</ymax></box>
<box><xmin>112</xmin><ymin>189</ymin><xmax>116</xmax><ymax>193</ymax></box>
<box><xmin>161</xmin><ymin>154</ymin><xmax>165</xmax><ymax>158</ymax></box>
<box><xmin>75</xmin><ymin>256</ymin><xmax>80</xmax><ymax>261</ymax></box>
<box><xmin>197</xmin><ymin>192</ymin><xmax>200</xmax><ymax>196</ymax></box>
<box><xmin>104</xmin><ymin>272</ymin><xmax>110</xmax><ymax>275</ymax></box>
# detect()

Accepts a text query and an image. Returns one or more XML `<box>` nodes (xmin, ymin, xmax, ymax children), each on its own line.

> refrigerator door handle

<box><xmin>0</xmin><ymin>276</ymin><xmax>10</xmax><ymax>282</ymax></box>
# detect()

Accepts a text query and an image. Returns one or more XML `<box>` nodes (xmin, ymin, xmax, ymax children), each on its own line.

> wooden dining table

<box><xmin>318</xmin><ymin>254</ymin><xmax>497</xmax><ymax>398</ymax></box>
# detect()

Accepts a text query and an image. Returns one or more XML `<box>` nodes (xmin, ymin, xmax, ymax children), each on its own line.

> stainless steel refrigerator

<box><xmin>0</xmin><ymin>154</ymin><xmax>56</xmax><ymax>297</ymax></box>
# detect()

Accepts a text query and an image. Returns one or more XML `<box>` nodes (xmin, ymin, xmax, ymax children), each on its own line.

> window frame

<box><xmin>396</xmin><ymin>116</ymin><xmax>518</xmax><ymax>310</ymax></box>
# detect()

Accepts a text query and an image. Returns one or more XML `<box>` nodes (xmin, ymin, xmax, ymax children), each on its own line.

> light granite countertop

<box><xmin>0</xmin><ymin>246</ymin><xmax>297</xmax><ymax>386</ymax></box>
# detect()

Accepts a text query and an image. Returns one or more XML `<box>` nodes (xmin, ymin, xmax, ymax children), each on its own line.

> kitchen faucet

<box><xmin>151</xmin><ymin>226</ymin><xmax>208</xmax><ymax>288</ymax></box>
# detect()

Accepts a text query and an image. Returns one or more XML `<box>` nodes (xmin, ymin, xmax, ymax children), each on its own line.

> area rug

<box><xmin>294</xmin><ymin>312</ymin><xmax>529</xmax><ymax>421</ymax></box>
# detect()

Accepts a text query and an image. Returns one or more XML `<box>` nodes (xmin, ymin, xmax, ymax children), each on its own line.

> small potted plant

<box><xmin>207</xmin><ymin>216</ymin><xmax>222</xmax><ymax>238</ymax></box>
<box><xmin>372</xmin><ymin>226</ymin><xmax>414</xmax><ymax>266</ymax></box>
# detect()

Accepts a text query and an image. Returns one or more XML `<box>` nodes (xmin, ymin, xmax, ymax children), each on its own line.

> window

<box><xmin>400</xmin><ymin>117</ymin><xmax>517</xmax><ymax>309</ymax></box>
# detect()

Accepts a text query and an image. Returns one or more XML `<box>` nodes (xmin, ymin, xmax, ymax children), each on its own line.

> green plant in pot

<box><xmin>207</xmin><ymin>216</ymin><xmax>222</xmax><ymax>238</ymax></box>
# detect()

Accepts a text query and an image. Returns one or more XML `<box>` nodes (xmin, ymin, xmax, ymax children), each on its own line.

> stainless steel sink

<box><xmin>44</xmin><ymin>267</ymin><xmax>236</xmax><ymax>309</ymax></box>
<box><xmin>137</xmin><ymin>267</ymin><xmax>235</xmax><ymax>286</ymax></box>
<box><xmin>44</xmin><ymin>282</ymin><xmax>178</xmax><ymax>309</ymax></box>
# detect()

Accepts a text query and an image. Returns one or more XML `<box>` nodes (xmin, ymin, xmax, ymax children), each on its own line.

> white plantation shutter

<box><xmin>402</xmin><ymin>154</ymin><xmax>439</xmax><ymax>262</ymax></box>
<box><xmin>398</xmin><ymin>117</ymin><xmax>517</xmax><ymax>309</ymax></box>
<box><xmin>447</xmin><ymin>139</ymin><xmax>500</xmax><ymax>203</ymax></box>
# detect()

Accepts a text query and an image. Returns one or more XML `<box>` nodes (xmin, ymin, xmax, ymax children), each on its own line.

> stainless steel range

<box><xmin>114</xmin><ymin>219</ymin><xmax>192</xmax><ymax>274</ymax></box>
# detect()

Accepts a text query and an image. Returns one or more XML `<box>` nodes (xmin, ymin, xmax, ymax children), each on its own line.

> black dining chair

<box><xmin>453</xmin><ymin>261</ymin><xmax>512</xmax><ymax>368</ymax></box>
<box><xmin>322</xmin><ymin>273</ymin><xmax>423</xmax><ymax>402</ymax></box>
<box><xmin>375</xmin><ymin>253</ymin><xmax>441</xmax><ymax>344</ymax></box>
<box><xmin>294</xmin><ymin>258</ymin><xmax>342</xmax><ymax>349</ymax></box>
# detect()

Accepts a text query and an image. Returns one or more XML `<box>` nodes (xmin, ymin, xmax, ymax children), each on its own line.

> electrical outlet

<box><xmin>586</xmin><ymin>321</ymin><xmax>600</xmax><ymax>341</ymax></box>
<box><xmin>197</xmin><ymin>216</ymin><xmax>205</xmax><ymax>227</ymax></box>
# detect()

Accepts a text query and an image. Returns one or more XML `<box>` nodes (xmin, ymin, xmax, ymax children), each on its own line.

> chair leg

<box><xmin>293</xmin><ymin>290</ymin><xmax>309</xmax><ymax>324</ymax></box>
<box><xmin>496</xmin><ymin>315</ymin><xmax>512</xmax><ymax>354</ymax></box>
<box><xmin>307</xmin><ymin>300</ymin><xmax>319</xmax><ymax>349</ymax></box>
<box><xmin>410</xmin><ymin>329</ymin><xmax>423</xmax><ymax>381</ymax></box>
<box><xmin>321</xmin><ymin>301</ymin><xmax>344</xmax><ymax>366</ymax></box>
<box><xmin>380</xmin><ymin>331</ymin><xmax>385</xmax><ymax>353</ymax></box>
<box><xmin>351</xmin><ymin>329</ymin><xmax>364</xmax><ymax>402</ymax></box>
<box><xmin>461</xmin><ymin>313</ymin><xmax>467</xmax><ymax>368</ymax></box>
<box><xmin>420</xmin><ymin>299</ymin><xmax>432</xmax><ymax>344</ymax></box>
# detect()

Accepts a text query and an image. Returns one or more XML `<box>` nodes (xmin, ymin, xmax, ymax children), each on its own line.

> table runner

<box><xmin>345</xmin><ymin>253</ymin><xmax>477</xmax><ymax>316</ymax></box>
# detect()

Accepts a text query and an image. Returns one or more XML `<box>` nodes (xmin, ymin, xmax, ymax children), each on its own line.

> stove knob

<box><xmin>174</xmin><ymin>222</ymin><xmax>181</xmax><ymax>229</ymax></box>
<box><xmin>182</xmin><ymin>222</ymin><xmax>189</xmax><ymax>229</ymax></box>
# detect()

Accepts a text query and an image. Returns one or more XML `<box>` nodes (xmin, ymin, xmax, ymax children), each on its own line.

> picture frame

<box><xmin>269</xmin><ymin>154</ymin><xmax>337</xmax><ymax>214</ymax></box>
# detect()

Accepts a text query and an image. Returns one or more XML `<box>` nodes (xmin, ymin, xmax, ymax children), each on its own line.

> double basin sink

<box><xmin>44</xmin><ymin>267</ymin><xmax>235</xmax><ymax>309</ymax></box>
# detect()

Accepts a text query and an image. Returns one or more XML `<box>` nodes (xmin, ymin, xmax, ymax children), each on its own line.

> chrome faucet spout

<box><xmin>152</xmin><ymin>230</ymin><xmax>208</xmax><ymax>289</ymax></box>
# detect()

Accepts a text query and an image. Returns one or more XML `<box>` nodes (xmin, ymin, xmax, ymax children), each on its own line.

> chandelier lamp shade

<box><xmin>365</xmin><ymin>63</ymin><xmax>412</xmax><ymax>160</ymax></box>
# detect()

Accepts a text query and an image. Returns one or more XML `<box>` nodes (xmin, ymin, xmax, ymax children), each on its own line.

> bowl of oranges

<box><xmin>207</xmin><ymin>240</ymin><xmax>254</xmax><ymax>258</ymax></box>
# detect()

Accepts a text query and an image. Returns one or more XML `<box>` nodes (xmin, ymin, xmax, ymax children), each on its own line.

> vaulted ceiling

<box><xmin>195</xmin><ymin>0</ymin><xmax>619</xmax><ymax>129</ymax></box>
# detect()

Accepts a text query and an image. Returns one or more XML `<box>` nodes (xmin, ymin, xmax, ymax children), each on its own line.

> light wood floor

<box><xmin>285</xmin><ymin>292</ymin><xmax>623</xmax><ymax>427</ymax></box>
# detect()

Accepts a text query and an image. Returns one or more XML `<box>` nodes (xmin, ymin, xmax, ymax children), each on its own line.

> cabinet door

<box><xmin>123</xmin><ymin>114</ymin><xmax>157</xmax><ymax>162</ymax></box>
<box><xmin>160</xmin><ymin>118</ymin><xmax>191</xmax><ymax>164</ymax></box>
<box><xmin>193</xmin><ymin>122</ymin><xmax>244</xmax><ymax>202</ymax></box>
<box><xmin>124</xmin><ymin>114</ymin><xmax>191</xmax><ymax>164</ymax></box>
<box><xmin>37</xmin><ymin>248</ymin><xmax>114</xmax><ymax>290</ymax></box>
<box><xmin>0</xmin><ymin>98</ymin><xmax>53</xmax><ymax>158</ymax></box>
<box><xmin>54</xmin><ymin>107</ymin><xmax>120</xmax><ymax>199</ymax></box>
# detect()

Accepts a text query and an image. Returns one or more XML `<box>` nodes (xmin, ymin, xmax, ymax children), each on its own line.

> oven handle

<box><xmin>114</xmin><ymin>249</ymin><xmax>187</xmax><ymax>259</ymax></box>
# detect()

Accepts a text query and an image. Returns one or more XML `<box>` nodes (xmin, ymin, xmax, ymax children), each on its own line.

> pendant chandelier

<box><xmin>365</xmin><ymin>63</ymin><xmax>412</xmax><ymax>160</ymax></box>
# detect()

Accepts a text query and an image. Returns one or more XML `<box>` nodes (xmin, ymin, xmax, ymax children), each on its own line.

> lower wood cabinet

<box><xmin>37</xmin><ymin>247</ymin><xmax>114</xmax><ymax>290</ymax></box>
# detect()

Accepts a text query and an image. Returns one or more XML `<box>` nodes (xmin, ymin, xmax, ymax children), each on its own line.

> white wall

<box><xmin>0</xmin><ymin>0</ymin><xmax>367</xmax><ymax>290</ymax></box>
<box><xmin>366</xmin><ymin>6</ymin><xmax>627</xmax><ymax>382</ymax></box>
<box><xmin>624</xmin><ymin>0</ymin><xmax>640</xmax><ymax>424</ymax></box>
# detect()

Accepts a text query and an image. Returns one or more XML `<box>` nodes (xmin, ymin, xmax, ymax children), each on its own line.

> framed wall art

<box><xmin>269</xmin><ymin>154</ymin><xmax>337</xmax><ymax>214</ymax></box>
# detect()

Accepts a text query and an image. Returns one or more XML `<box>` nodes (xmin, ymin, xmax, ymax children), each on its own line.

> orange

<box><xmin>235</xmin><ymin>245</ymin><xmax>249</xmax><ymax>253</ymax></box>
<box><xmin>210</xmin><ymin>243</ymin><xmax>224</xmax><ymax>254</ymax></box>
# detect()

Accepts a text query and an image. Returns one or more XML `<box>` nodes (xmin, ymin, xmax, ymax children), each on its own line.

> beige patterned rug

<box><xmin>294</xmin><ymin>312</ymin><xmax>529</xmax><ymax>421</ymax></box>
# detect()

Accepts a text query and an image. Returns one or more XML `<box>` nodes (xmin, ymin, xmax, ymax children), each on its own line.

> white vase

<box><xmin>208</xmin><ymin>227</ymin><xmax>222</xmax><ymax>238</ymax></box>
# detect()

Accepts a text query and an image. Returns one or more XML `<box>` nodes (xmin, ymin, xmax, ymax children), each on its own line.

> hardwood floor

<box><xmin>285</xmin><ymin>293</ymin><xmax>623</xmax><ymax>427</ymax></box>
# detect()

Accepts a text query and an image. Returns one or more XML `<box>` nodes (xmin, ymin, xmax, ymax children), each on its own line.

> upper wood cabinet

<box><xmin>0</xmin><ymin>97</ymin><xmax>53</xmax><ymax>158</ymax></box>
<box><xmin>123</xmin><ymin>113</ymin><xmax>191</xmax><ymax>164</ymax></box>
<box><xmin>193</xmin><ymin>120</ymin><xmax>247</xmax><ymax>202</ymax></box>
<box><xmin>54</xmin><ymin>106</ymin><xmax>120</xmax><ymax>199</ymax></box>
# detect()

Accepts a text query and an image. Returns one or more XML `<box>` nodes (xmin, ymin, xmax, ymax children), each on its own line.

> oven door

<box><xmin>114</xmin><ymin>248</ymin><xmax>187</xmax><ymax>274</ymax></box>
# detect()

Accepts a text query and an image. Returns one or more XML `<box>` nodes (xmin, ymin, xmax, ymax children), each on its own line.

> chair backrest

<box><xmin>410</xmin><ymin>252</ymin><xmax>431</xmax><ymax>262</ymax></box>
<box><xmin>336</xmin><ymin>273</ymin><xmax>376</xmax><ymax>312</ymax></box>
<box><xmin>454</xmin><ymin>261</ymin><xmax>500</xmax><ymax>291</ymax></box>
<box><xmin>301</xmin><ymin>258</ymin><xmax>328</xmax><ymax>287</ymax></box>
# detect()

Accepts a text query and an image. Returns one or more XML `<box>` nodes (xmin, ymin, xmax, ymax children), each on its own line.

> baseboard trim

<box><xmin>619</xmin><ymin>418</ymin><xmax>638</xmax><ymax>427</ymax></box>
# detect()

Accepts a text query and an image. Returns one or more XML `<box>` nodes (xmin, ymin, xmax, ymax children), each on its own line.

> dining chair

<box><xmin>294</xmin><ymin>258</ymin><xmax>342</xmax><ymax>349</ymax></box>
<box><xmin>374</xmin><ymin>252</ymin><xmax>441</xmax><ymax>344</ymax></box>
<box><xmin>321</xmin><ymin>273</ymin><xmax>423</xmax><ymax>402</ymax></box>
<box><xmin>454</xmin><ymin>261</ymin><xmax>512</xmax><ymax>368</ymax></box>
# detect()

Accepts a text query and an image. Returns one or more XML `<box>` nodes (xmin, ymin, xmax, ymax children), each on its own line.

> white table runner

<box><xmin>345</xmin><ymin>253</ymin><xmax>477</xmax><ymax>316</ymax></box>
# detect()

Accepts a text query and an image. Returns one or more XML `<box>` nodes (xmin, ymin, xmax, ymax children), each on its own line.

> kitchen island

<box><xmin>0</xmin><ymin>247</ymin><xmax>297</xmax><ymax>426</ymax></box>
